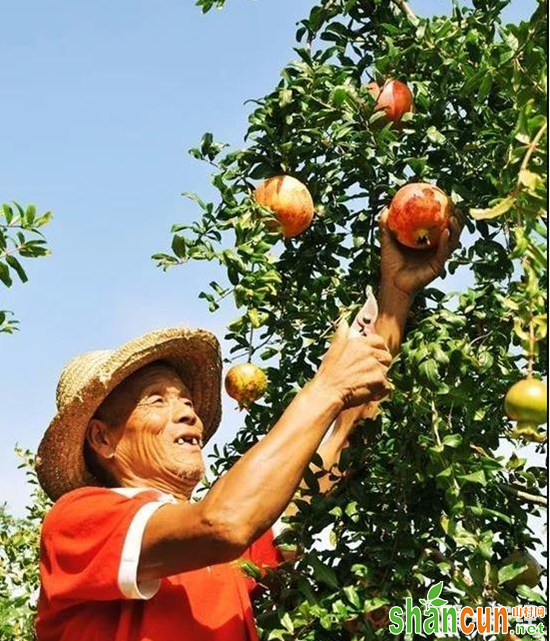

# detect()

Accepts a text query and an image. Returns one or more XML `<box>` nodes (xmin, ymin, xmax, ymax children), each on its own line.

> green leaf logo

<box><xmin>427</xmin><ymin>582</ymin><xmax>443</xmax><ymax>601</ymax></box>
<box><xmin>422</xmin><ymin>581</ymin><xmax>448</xmax><ymax>609</ymax></box>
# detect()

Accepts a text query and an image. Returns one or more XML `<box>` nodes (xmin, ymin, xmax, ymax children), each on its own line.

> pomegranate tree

<box><xmin>159</xmin><ymin>0</ymin><xmax>548</xmax><ymax>639</ymax></box>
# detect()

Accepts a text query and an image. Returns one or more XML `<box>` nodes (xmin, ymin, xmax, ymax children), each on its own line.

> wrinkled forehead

<box><xmin>93</xmin><ymin>360</ymin><xmax>195</xmax><ymax>427</ymax></box>
<box><xmin>104</xmin><ymin>361</ymin><xmax>192</xmax><ymax>412</ymax></box>
<box><xmin>128</xmin><ymin>361</ymin><xmax>192</xmax><ymax>398</ymax></box>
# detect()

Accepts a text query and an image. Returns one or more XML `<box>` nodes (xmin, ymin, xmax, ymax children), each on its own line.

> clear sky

<box><xmin>1</xmin><ymin>0</ymin><xmax>536</xmax><ymax>516</ymax></box>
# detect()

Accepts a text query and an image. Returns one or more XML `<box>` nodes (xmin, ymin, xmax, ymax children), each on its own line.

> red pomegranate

<box><xmin>367</xmin><ymin>79</ymin><xmax>414</xmax><ymax>124</ymax></box>
<box><xmin>254</xmin><ymin>175</ymin><xmax>314</xmax><ymax>238</ymax></box>
<box><xmin>387</xmin><ymin>183</ymin><xmax>451</xmax><ymax>249</ymax></box>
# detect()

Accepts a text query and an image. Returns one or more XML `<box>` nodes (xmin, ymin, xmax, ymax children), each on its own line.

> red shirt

<box><xmin>36</xmin><ymin>487</ymin><xmax>283</xmax><ymax>641</ymax></box>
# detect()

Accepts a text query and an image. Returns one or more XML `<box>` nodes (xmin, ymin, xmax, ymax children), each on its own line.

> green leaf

<box><xmin>237</xmin><ymin>559</ymin><xmax>263</xmax><ymax>581</ymax></box>
<box><xmin>427</xmin><ymin>581</ymin><xmax>443</xmax><ymax>601</ymax></box>
<box><xmin>248</xmin><ymin>308</ymin><xmax>261</xmax><ymax>328</ymax></box>
<box><xmin>477</xmin><ymin>74</ymin><xmax>492</xmax><ymax>102</ymax></box>
<box><xmin>419</xmin><ymin>359</ymin><xmax>440</xmax><ymax>386</ymax></box>
<box><xmin>280</xmin><ymin>612</ymin><xmax>294</xmax><ymax>633</ymax></box>
<box><xmin>516</xmin><ymin>585</ymin><xmax>546</xmax><ymax>604</ymax></box>
<box><xmin>470</xmin><ymin>196</ymin><xmax>516</xmax><ymax>220</ymax></box>
<box><xmin>36</xmin><ymin>210</ymin><xmax>53</xmax><ymax>227</ymax></box>
<box><xmin>307</xmin><ymin>554</ymin><xmax>339</xmax><ymax>589</ymax></box>
<box><xmin>171</xmin><ymin>234</ymin><xmax>187</xmax><ymax>260</ymax></box>
<box><xmin>518</xmin><ymin>169</ymin><xmax>542</xmax><ymax>190</ymax></box>
<box><xmin>25</xmin><ymin>205</ymin><xmax>36</xmax><ymax>226</ymax></box>
<box><xmin>498</xmin><ymin>562</ymin><xmax>528</xmax><ymax>585</ymax></box>
<box><xmin>2</xmin><ymin>203</ymin><xmax>14</xmax><ymax>224</ymax></box>
<box><xmin>426</xmin><ymin>126</ymin><xmax>446</xmax><ymax>145</ymax></box>
<box><xmin>0</xmin><ymin>262</ymin><xmax>13</xmax><ymax>287</ymax></box>
<box><xmin>442</xmin><ymin>434</ymin><xmax>462</xmax><ymax>449</ymax></box>
<box><xmin>343</xmin><ymin>585</ymin><xmax>361</xmax><ymax>609</ymax></box>
<box><xmin>279</xmin><ymin>89</ymin><xmax>292</xmax><ymax>107</ymax></box>
<box><xmin>5</xmin><ymin>256</ymin><xmax>28</xmax><ymax>283</ymax></box>
<box><xmin>364</xmin><ymin>596</ymin><xmax>390</xmax><ymax>613</ymax></box>
<box><xmin>458</xmin><ymin>470</ymin><xmax>487</xmax><ymax>486</ymax></box>
<box><xmin>330</xmin><ymin>86</ymin><xmax>348</xmax><ymax>107</ymax></box>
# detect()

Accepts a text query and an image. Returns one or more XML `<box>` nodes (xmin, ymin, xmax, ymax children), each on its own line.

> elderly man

<box><xmin>35</xmin><ymin>212</ymin><xmax>460</xmax><ymax>641</ymax></box>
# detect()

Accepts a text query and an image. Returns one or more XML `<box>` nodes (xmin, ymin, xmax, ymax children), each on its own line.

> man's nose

<box><xmin>171</xmin><ymin>399</ymin><xmax>197</xmax><ymax>425</ymax></box>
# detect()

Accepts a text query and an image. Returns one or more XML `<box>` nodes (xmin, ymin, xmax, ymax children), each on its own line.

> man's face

<box><xmin>97</xmin><ymin>363</ymin><xmax>206</xmax><ymax>490</ymax></box>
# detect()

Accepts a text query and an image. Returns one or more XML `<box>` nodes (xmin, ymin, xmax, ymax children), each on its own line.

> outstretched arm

<box><xmin>281</xmin><ymin>290</ymin><xmax>411</xmax><ymax>528</ymax></box>
<box><xmin>282</xmin><ymin>208</ymin><xmax>463</xmax><ymax>521</ymax></box>
<box><xmin>137</xmin><ymin>325</ymin><xmax>391</xmax><ymax>580</ymax></box>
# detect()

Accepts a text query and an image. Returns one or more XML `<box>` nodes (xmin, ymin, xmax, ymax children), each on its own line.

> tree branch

<box><xmin>390</xmin><ymin>0</ymin><xmax>419</xmax><ymax>24</ymax></box>
<box><xmin>500</xmin><ymin>483</ymin><xmax>547</xmax><ymax>507</ymax></box>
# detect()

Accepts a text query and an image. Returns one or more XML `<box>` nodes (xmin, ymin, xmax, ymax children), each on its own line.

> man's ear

<box><xmin>86</xmin><ymin>419</ymin><xmax>116</xmax><ymax>460</ymax></box>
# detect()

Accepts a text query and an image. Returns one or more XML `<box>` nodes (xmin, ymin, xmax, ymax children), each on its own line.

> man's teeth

<box><xmin>175</xmin><ymin>437</ymin><xmax>201</xmax><ymax>446</ymax></box>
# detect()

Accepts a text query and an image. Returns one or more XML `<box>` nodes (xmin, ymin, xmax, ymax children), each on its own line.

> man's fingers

<box><xmin>434</xmin><ymin>227</ymin><xmax>451</xmax><ymax>267</ymax></box>
<box><xmin>335</xmin><ymin>317</ymin><xmax>350</xmax><ymax>339</ymax></box>
<box><xmin>379</xmin><ymin>206</ymin><xmax>390</xmax><ymax>229</ymax></box>
<box><xmin>369</xmin><ymin>348</ymin><xmax>393</xmax><ymax>367</ymax></box>
<box><xmin>370</xmin><ymin>377</ymin><xmax>393</xmax><ymax>401</ymax></box>
<box><xmin>448</xmin><ymin>212</ymin><xmax>463</xmax><ymax>252</ymax></box>
<box><xmin>322</xmin><ymin>318</ymin><xmax>349</xmax><ymax>367</ymax></box>
<box><xmin>363</xmin><ymin>333</ymin><xmax>390</xmax><ymax>351</ymax></box>
<box><xmin>379</xmin><ymin>207</ymin><xmax>398</xmax><ymax>250</ymax></box>
<box><xmin>426</xmin><ymin>209</ymin><xmax>464</xmax><ymax>275</ymax></box>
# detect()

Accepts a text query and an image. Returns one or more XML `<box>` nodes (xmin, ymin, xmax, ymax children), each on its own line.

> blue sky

<box><xmin>1</xmin><ymin>0</ymin><xmax>536</xmax><ymax>515</ymax></box>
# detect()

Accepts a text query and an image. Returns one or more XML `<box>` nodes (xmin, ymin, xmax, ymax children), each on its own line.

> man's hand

<box><xmin>379</xmin><ymin>206</ymin><xmax>463</xmax><ymax>297</ymax></box>
<box><xmin>315</xmin><ymin>322</ymin><xmax>393</xmax><ymax>410</ymax></box>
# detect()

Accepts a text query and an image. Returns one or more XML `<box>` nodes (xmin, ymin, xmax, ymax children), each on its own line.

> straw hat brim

<box><xmin>37</xmin><ymin>327</ymin><xmax>222</xmax><ymax>502</ymax></box>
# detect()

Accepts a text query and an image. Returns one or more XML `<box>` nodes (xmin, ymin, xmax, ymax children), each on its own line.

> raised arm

<box><xmin>137</xmin><ymin>325</ymin><xmax>391</xmax><ymax>581</ymax></box>
<box><xmin>288</xmin><ymin>207</ymin><xmax>463</xmax><ymax>500</ymax></box>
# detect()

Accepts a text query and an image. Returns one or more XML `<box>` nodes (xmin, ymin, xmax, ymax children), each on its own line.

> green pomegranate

<box><xmin>504</xmin><ymin>378</ymin><xmax>547</xmax><ymax>429</ymax></box>
<box><xmin>502</xmin><ymin>550</ymin><xmax>542</xmax><ymax>590</ymax></box>
<box><xmin>224</xmin><ymin>363</ymin><xmax>268</xmax><ymax>410</ymax></box>
<box><xmin>509</xmin><ymin>424</ymin><xmax>547</xmax><ymax>443</ymax></box>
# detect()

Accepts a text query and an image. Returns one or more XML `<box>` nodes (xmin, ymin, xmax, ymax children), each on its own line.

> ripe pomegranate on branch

<box><xmin>254</xmin><ymin>175</ymin><xmax>314</xmax><ymax>238</ymax></box>
<box><xmin>367</xmin><ymin>78</ymin><xmax>414</xmax><ymax>125</ymax></box>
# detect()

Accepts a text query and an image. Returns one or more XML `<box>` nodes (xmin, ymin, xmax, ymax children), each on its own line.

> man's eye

<box><xmin>150</xmin><ymin>396</ymin><xmax>165</xmax><ymax>405</ymax></box>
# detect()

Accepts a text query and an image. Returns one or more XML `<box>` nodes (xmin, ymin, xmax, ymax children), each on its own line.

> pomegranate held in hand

<box><xmin>225</xmin><ymin>363</ymin><xmax>268</xmax><ymax>409</ymax></box>
<box><xmin>254</xmin><ymin>175</ymin><xmax>314</xmax><ymax>238</ymax></box>
<box><xmin>388</xmin><ymin>183</ymin><xmax>451</xmax><ymax>249</ymax></box>
<box><xmin>367</xmin><ymin>79</ymin><xmax>413</xmax><ymax>124</ymax></box>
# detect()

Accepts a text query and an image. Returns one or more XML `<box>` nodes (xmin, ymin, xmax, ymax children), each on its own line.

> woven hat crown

<box><xmin>56</xmin><ymin>351</ymin><xmax>111</xmax><ymax>409</ymax></box>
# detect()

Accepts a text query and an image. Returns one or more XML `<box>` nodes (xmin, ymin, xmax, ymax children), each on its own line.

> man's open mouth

<box><xmin>174</xmin><ymin>436</ymin><xmax>201</xmax><ymax>447</ymax></box>
<box><xmin>173</xmin><ymin>431</ymin><xmax>204</xmax><ymax>450</ymax></box>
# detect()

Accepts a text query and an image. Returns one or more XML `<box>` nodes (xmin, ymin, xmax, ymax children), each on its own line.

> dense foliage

<box><xmin>155</xmin><ymin>0</ymin><xmax>548</xmax><ymax>639</ymax></box>
<box><xmin>0</xmin><ymin>450</ymin><xmax>50</xmax><ymax>640</ymax></box>
<box><xmin>0</xmin><ymin>202</ymin><xmax>51</xmax><ymax>333</ymax></box>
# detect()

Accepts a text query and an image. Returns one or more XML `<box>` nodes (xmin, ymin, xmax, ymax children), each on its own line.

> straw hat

<box><xmin>37</xmin><ymin>327</ymin><xmax>222</xmax><ymax>501</ymax></box>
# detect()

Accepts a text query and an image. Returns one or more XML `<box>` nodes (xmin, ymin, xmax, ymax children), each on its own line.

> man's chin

<box><xmin>173</xmin><ymin>460</ymin><xmax>205</xmax><ymax>484</ymax></box>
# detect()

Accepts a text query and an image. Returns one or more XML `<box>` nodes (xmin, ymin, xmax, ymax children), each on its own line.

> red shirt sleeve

<box><xmin>39</xmin><ymin>486</ymin><xmax>174</xmax><ymax>603</ymax></box>
<box><xmin>238</xmin><ymin>528</ymin><xmax>284</xmax><ymax>600</ymax></box>
<box><xmin>244</xmin><ymin>527</ymin><xmax>284</xmax><ymax>570</ymax></box>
